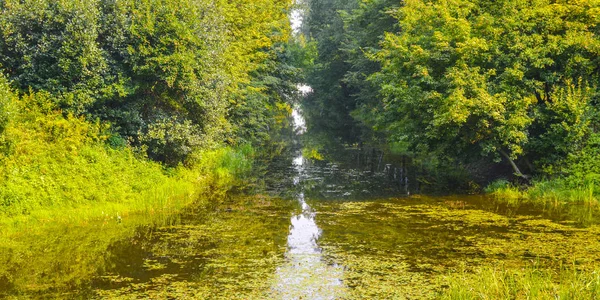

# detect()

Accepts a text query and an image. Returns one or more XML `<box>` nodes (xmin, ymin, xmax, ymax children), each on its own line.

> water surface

<box><xmin>2</xmin><ymin>110</ymin><xmax>600</xmax><ymax>299</ymax></box>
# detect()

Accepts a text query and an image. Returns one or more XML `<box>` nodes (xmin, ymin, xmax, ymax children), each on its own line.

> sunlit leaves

<box><xmin>0</xmin><ymin>0</ymin><xmax>296</xmax><ymax>165</ymax></box>
<box><xmin>373</xmin><ymin>0</ymin><xmax>600</xmax><ymax>171</ymax></box>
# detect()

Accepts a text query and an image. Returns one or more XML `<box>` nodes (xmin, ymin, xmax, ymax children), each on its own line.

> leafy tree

<box><xmin>97</xmin><ymin>0</ymin><xmax>231</xmax><ymax>162</ymax></box>
<box><xmin>221</xmin><ymin>0</ymin><xmax>299</xmax><ymax>146</ymax></box>
<box><xmin>0</xmin><ymin>76</ymin><xmax>14</xmax><ymax>135</ymax></box>
<box><xmin>341</xmin><ymin>0</ymin><xmax>400</xmax><ymax>131</ymax></box>
<box><xmin>0</xmin><ymin>0</ymin><xmax>298</xmax><ymax>166</ymax></box>
<box><xmin>373</xmin><ymin>0</ymin><xmax>600</xmax><ymax>178</ymax></box>
<box><xmin>301</xmin><ymin>0</ymin><xmax>400</xmax><ymax>143</ymax></box>
<box><xmin>0</xmin><ymin>0</ymin><xmax>110</xmax><ymax>114</ymax></box>
<box><xmin>302</xmin><ymin>0</ymin><xmax>360</xmax><ymax>141</ymax></box>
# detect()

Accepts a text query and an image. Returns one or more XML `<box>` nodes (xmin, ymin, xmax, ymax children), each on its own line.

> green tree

<box><xmin>0</xmin><ymin>0</ymin><xmax>110</xmax><ymax>113</ymax></box>
<box><xmin>97</xmin><ymin>0</ymin><xmax>230</xmax><ymax>164</ymax></box>
<box><xmin>300</xmin><ymin>0</ymin><xmax>400</xmax><ymax>144</ymax></box>
<box><xmin>0</xmin><ymin>0</ymin><xmax>298</xmax><ymax>166</ymax></box>
<box><xmin>302</xmin><ymin>0</ymin><xmax>361</xmax><ymax>141</ymax></box>
<box><xmin>221</xmin><ymin>0</ymin><xmax>299</xmax><ymax>146</ymax></box>
<box><xmin>341</xmin><ymin>0</ymin><xmax>400</xmax><ymax>133</ymax></box>
<box><xmin>373</xmin><ymin>0</ymin><xmax>600</xmax><ymax>178</ymax></box>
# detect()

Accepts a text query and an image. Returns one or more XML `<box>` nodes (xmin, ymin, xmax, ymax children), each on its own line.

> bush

<box><xmin>0</xmin><ymin>76</ymin><xmax>16</xmax><ymax>155</ymax></box>
<box><xmin>562</xmin><ymin>133</ymin><xmax>600</xmax><ymax>188</ymax></box>
<box><xmin>484</xmin><ymin>179</ymin><xmax>511</xmax><ymax>194</ymax></box>
<box><xmin>0</xmin><ymin>76</ymin><xmax>14</xmax><ymax>134</ymax></box>
<box><xmin>139</xmin><ymin>117</ymin><xmax>205</xmax><ymax>167</ymax></box>
<box><xmin>0</xmin><ymin>88</ymin><xmax>254</xmax><ymax>220</ymax></box>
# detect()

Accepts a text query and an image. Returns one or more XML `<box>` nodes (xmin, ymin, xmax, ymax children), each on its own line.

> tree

<box><xmin>373</xmin><ymin>0</ymin><xmax>600</xmax><ymax>178</ymax></box>
<box><xmin>0</xmin><ymin>0</ymin><xmax>298</xmax><ymax>166</ymax></box>
<box><xmin>302</xmin><ymin>0</ymin><xmax>361</xmax><ymax>142</ymax></box>
<box><xmin>0</xmin><ymin>0</ymin><xmax>109</xmax><ymax>114</ymax></box>
<box><xmin>97</xmin><ymin>0</ymin><xmax>231</xmax><ymax>162</ymax></box>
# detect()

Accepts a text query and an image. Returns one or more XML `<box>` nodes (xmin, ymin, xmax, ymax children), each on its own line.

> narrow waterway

<box><xmin>272</xmin><ymin>109</ymin><xmax>344</xmax><ymax>299</ymax></box>
<box><xmin>1</xmin><ymin>7</ymin><xmax>599</xmax><ymax>293</ymax></box>
<box><xmin>2</xmin><ymin>106</ymin><xmax>600</xmax><ymax>299</ymax></box>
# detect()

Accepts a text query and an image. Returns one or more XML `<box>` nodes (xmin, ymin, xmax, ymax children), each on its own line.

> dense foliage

<box><xmin>0</xmin><ymin>0</ymin><xmax>302</xmax><ymax>226</ymax></box>
<box><xmin>301</xmin><ymin>0</ymin><xmax>399</xmax><ymax>142</ymax></box>
<box><xmin>302</xmin><ymin>0</ymin><xmax>600</xmax><ymax>188</ymax></box>
<box><xmin>0</xmin><ymin>75</ymin><xmax>254</xmax><ymax>219</ymax></box>
<box><xmin>0</xmin><ymin>0</ymin><xmax>298</xmax><ymax>166</ymax></box>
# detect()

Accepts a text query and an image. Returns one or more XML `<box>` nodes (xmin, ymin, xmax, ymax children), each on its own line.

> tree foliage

<box><xmin>303</xmin><ymin>0</ymin><xmax>600</xmax><ymax>180</ymax></box>
<box><xmin>301</xmin><ymin>0</ymin><xmax>359</xmax><ymax>141</ymax></box>
<box><xmin>301</xmin><ymin>0</ymin><xmax>400</xmax><ymax>142</ymax></box>
<box><xmin>374</xmin><ymin>0</ymin><xmax>600</xmax><ymax>176</ymax></box>
<box><xmin>0</xmin><ymin>0</ymin><xmax>297</xmax><ymax>166</ymax></box>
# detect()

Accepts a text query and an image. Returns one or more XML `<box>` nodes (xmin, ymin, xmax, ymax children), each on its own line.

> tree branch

<box><xmin>498</xmin><ymin>148</ymin><xmax>530</xmax><ymax>180</ymax></box>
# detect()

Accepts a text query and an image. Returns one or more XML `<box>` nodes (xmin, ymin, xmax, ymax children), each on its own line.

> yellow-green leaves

<box><xmin>0</xmin><ymin>0</ymin><xmax>296</xmax><ymax>165</ymax></box>
<box><xmin>374</xmin><ymin>0</ymin><xmax>600</xmax><ymax>172</ymax></box>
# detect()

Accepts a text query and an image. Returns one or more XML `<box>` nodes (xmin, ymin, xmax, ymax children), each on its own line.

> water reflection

<box><xmin>264</xmin><ymin>146</ymin><xmax>413</xmax><ymax>201</ymax></box>
<box><xmin>292</xmin><ymin>108</ymin><xmax>307</xmax><ymax>135</ymax></box>
<box><xmin>272</xmin><ymin>113</ymin><xmax>344</xmax><ymax>299</ymax></box>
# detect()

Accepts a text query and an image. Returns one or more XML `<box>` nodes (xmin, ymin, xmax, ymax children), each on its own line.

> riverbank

<box><xmin>487</xmin><ymin>179</ymin><xmax>597</xmax><ymax>206</ymax></box>
<box><xmin>0</xmin><ymin>88</ymin><xmax>257</xmax><ymax>296</ymax></box>
<box><xmin>440</xmin><ymin>262</ymin><xmax>600</xmax><ymax>299</ymax></box>
<box><xmin>0</xmin><ymin>81</ymin><xmax>255</xmax><ymax>226</ymax></box>
<box><xmin>0</xmin><ymin>143</ymin><xmax>253</xmax><ymax>229</ymax></box>
<box><xmin>484</xmin><ymin>177</ymin><xmax>598</xmax><ymax>222</ymax></box>
<box><xmin>0</xmin><ymin>145</ymin><xmax>254</xmax><ymax>298</ymax></box>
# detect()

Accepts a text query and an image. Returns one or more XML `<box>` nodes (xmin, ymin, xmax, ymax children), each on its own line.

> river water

<box><xmin>2</xmin><ymin>108</ymin><xmax>600</xmax><ymax>299</ymax></box>
<box><xmin>272</xmin><ymin>109</ymin><xmax>344</xmax><ymax>299</ymax></box>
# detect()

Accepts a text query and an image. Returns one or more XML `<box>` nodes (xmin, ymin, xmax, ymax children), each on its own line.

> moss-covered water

<box><xmin>0</xmin><ymin>195</ymin><xmax>297</xmax><ymax>299</ymax></box>
<box><xmin>312</xmin><ymin>196</ymin><xmax>600</xmax><ymax>298</ymax></box>
<box><xmin>3</xmin><ymin>160</ymin><xmax>600</xmax><ymax>298</ymax></box>
<box><xmin>2</xmin><ymin>111</ymin><xmax>600</xmax><ymax>299</ymax></box>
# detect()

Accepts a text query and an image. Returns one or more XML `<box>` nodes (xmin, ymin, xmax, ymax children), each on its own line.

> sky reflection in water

<box><xmin>272</xmin><ymin>111</ymin><xmax>344</xmax><ymax>299</ymax></box>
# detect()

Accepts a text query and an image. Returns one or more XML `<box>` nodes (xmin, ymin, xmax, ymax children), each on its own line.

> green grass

<box><xmin>0</xmin><ymin>142</ymin><xmax>253</xmax><ymax>297</ymax></box>
<box><xmin>0</xmin><ymin>88</ymin><xmax>255</xmax><ymax>230</ymax></box>
<box><xmin>0</xmin><ymin>86</ymin><xmax>256</xmax><ymax>242</ymax></box>
<box><xmin>0</xmin><ymin>137</ymin><xmax>251</xmax><ymax>231</ymax></box>
<box><xmin>0</xmin><ymin>88</ymin><xmax>257</xmax><ymax>297</ymax></box>
<box><xmin>439</xmin><ymin>263</ymin><xmax>600</xmax><ymax>299</ymax></box>
<box><xmin>486</xmin><ymin>178</ymin><xmax>598</xmax><ymax>208</ymax></box>
<box><xmin>485</xmin><ymin>178</ymin><xmax>599</xmax><ymax>225</ymax></box>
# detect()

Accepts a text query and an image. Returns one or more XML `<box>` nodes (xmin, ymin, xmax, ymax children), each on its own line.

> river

<box><xmin>2</xmin><ymin>108</ymin><xmax>600</xmax><ymax>299</ymax></box>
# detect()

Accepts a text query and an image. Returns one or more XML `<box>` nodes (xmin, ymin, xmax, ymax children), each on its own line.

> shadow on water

<box><xmin>89</xmin><ymin>196</ymin><xmax>296</xmax><ymax>299</ymax></box>
<box><xmin>3</xmin><ymin>107</ymin><xmax>600</xmax><ymax>298</ymax></box>
<box><xmin>263</xmin><ymin>141</ymin><xmax>416</xmax><ymax>201</ymax></box>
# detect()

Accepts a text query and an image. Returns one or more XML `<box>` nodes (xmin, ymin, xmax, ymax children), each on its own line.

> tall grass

<box><xmin>439</xmin><ymin>263</ymin><xmax>600</xmax><ymax>299</ymax></box>
<box><xmin>484</xmin><ymin>179</ymin><xmax>523</xmax><ymax>206</ymax></box>
<box><xmin>486</xmin><ymin>178</ymin><xmax>598</xmax><ymax>208</ymax></box>
<box><xmin>0</xmin><ymin>87</ymin><xmax>257</xmax><ymax>296</ymax></box>
<box><xmin>0</xmin><ymin>87</ymin><xmax>254</xmax><ymax>234</ymax></box>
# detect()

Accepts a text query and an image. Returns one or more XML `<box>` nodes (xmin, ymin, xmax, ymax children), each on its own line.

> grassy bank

<box><xmin>485</xmin><ymin>179</ymin><xmax>598</xmax><ymax>208</ymax></box>
<box><xmin>0</xmin><ymin>82</ymin><xmax>254</xmax><ymax>228</ymax></box>
<box><xmin>484</xmin><ymin>178</ymin><xmax>599</xmax><ymax>226</ymax></box>
<box><xmin>439</xmin><ymin>263</ymin><xmax>600</xmax><ymax>299</ymax></box>
<box><xmin>0</xmin><ymin>83</ymin><xmax>256</xmax><ymax>296</ymax></box>
<box><xmin>484</xmin><ymin>131</ymin><xmax>600</xmax><ymax>210</ymax></box>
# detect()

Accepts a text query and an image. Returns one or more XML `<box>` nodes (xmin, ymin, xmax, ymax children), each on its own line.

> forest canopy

<box><xmin>0</xmin><ymin>0</ymin><xmax>299</xmax><ymax>166</ymax></box>
<box><xmin>301</xmin><ymin>0</ymin><xmax>600</xmax><ymax>184</ymax></box>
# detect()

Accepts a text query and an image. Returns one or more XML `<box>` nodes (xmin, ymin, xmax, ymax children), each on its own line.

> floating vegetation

<box><xmin>3</xmin><ymin>181</ymin><xmax>600</xmax><ymax>299</ymax></box>
<box><xmin>313</xmin><ymin>196</ymin><xmax>600</xmax><ymax>299</ymax></box>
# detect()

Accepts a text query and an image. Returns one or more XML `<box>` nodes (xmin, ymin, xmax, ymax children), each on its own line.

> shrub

<box><xmin>139</xmin><ymin>117</ymin><xmax>205</xmax><ymax>166</ymax></box>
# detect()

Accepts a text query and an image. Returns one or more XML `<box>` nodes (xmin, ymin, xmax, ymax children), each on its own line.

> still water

<box><xmin>272</xmin><ymin>154</ymin><xmax>344</xmax><ymax>299</ymax></box>
<box><xmin>2</xmin><ymin>109</ymin><xmax>600</xmax><ymax>299</ymax></box>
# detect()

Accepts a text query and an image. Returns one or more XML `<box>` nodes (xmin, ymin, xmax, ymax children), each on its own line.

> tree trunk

<box><xmin>523</xmin><ymin>157</ymin><xmax>535</xmax><ymax>173</ymax></box>
<box><xmin>498</xmin><ymin>149</ymin><xmax>530</xmax><ymax>180</ymax></box>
